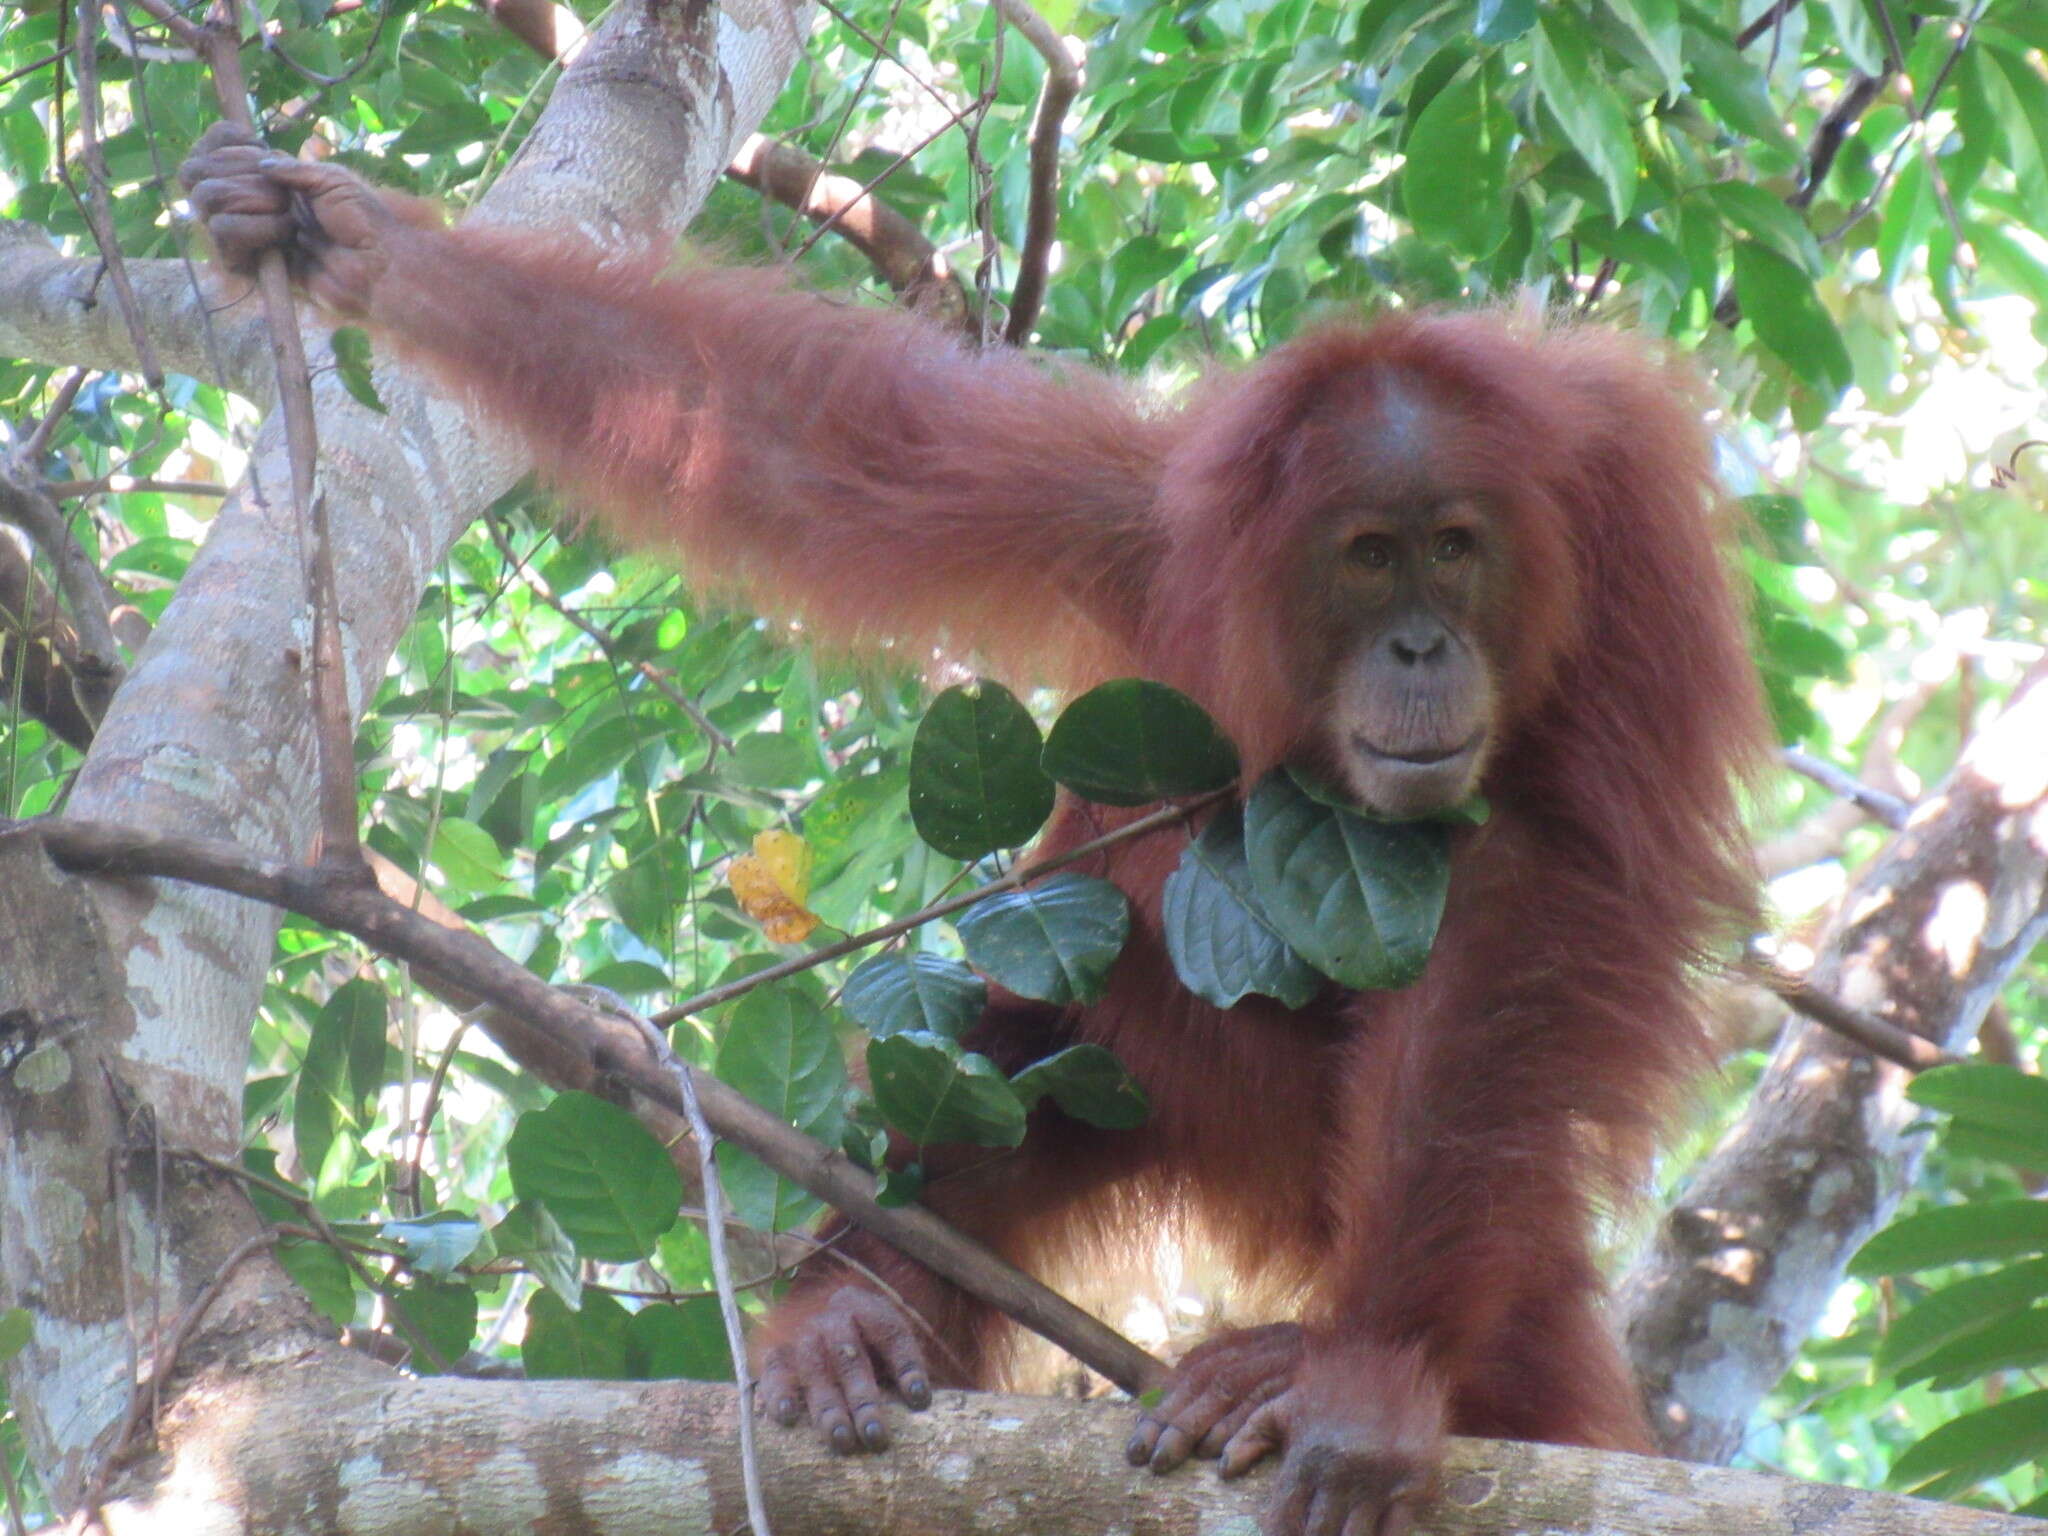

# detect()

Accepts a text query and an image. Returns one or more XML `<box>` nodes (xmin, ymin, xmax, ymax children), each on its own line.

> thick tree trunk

<box><xmin>0</xmin><ymin>0</ymin><xmax>809</xmax><ymax>1516</ymax></box>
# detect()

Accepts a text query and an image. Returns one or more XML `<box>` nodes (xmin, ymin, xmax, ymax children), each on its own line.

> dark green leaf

<box><xmin>868</xmin><ymin>1032</ymin><xmax>1029</xmax><ymax>1147</ymax></box>
<box><xmin>1164</xmin><ymin>805</ymin><xmax>1323</xmax><ymax>1009</ymax></box>
<box><xmin>507</xmin><ymin>1091</ymin><xmax>683</xmax><ymax>1263</ymax></box>
<box><xmin>1010</xmin><ymin>1044</ymin><xmax>1149</xmax><ymax>1129</ymax></box>
<box><xmin>909</xmin><ymin>680</ymin><xmax>1057</xmax><ymax>860</ymax></box>
<box><xmin>524</xmin><ymin>1288</ymin><xmax>634</xmax><ymax>1379</ymax></box>
<box><xmin>1242</xmin><ymin>769</ymin><xmax>1450</xmax><ymax>990</ymax></box>
<box><xmin>1851</xmin><ymin>1200</ymin><xmax>2048</xmax><ymax>1276</ymax></box>
<box><xmin>627</xmin><ymin>1297</ymin><xmax>734</xmax><ymax>1381</ymax></box>
<box><xmin>389</xmin><ymin>1280</ymin><xmax>477</xmax><ymax>1372</ymax></box>
<box><xmin>1744</xmin><ymin>493</ymin><xmax>1810</xmax><ymax>564</ymax></box>
<box><xmin>277</xmin><ymin>1239</ymin><xmax>356</xmax><ymax>1328</ymax></box>
<box><xmin>955</xmin><ymin>873</ymin><xmax>1131</xmax><ymax>1005</ymax></box>
<box><xmin>293</xmin><ymin>978</ymin><xmax>388</xmax><ymax>1180</ymax></box>
<box><xmin>1731</xmin><ymin>241</ymin><xmax>1853</xmax><ymax>397</ymax></box>
<box><xmin>842</xmin><ymin>951</ymin><xmax>987</xmax><ymax>1040</ymax></box>
<box><xmin>1041</xmin><ymin>679</ymin><xmax>1240</xmax><ymax>806</ymax></box>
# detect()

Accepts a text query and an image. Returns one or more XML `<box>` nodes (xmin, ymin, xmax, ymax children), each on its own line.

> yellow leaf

<box><xmin>728</xmin><ymin>830</ymin><xmax>818</xmax><ymax>945</ymax></box>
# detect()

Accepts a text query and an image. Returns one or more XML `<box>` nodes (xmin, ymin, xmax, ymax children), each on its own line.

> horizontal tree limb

<box><xmin>89</xmin><ymin>1369</ymin><xmax>2034</xmax><ymax>1536</ymax></box>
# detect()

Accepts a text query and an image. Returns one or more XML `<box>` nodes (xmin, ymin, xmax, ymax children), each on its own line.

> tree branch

<box><xmin>76</xmin><ymin>1373</ymin><xmax>2040</xmax><ymax>1536</ymax></box>
<box><xmin>1623</xmin><ymin>658</ymin><xmax>2048</xmax><ymax>1461</ymax></box>
<box><xmin>22</xmin><ymin>813</ymin><xmax>1170</xmax><ymax>1400</ymax></box>
<box><xmin>991</xmin><ymin>0</ymin><xmax>1079</xmax><ymax>345</ymax></box>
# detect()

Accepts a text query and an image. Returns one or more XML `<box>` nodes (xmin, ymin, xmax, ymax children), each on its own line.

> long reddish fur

<box><xmin>364</xmin><ymin>221</ymin><xmax>1765</xmax><ymax>1445</ymax></box>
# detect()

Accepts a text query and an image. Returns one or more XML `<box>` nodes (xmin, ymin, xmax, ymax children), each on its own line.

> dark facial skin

<box><xmin>1307</xmin><ymin>391</ymin><xmax>1503</xmax><ymax>819</ymax></box>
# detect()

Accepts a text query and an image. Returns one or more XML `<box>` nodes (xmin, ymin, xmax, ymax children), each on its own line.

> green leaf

<box><xmin>330</xmin><ymin>326</ymin><xmax>387</xmax><ymax>414</ymax></box>
<box><xmin>1474</xmin><ymin>0</ymin><xmax>1534</xmax><ymax>44</ymax></box>
<box><xmin>1163</xmin><ymin>805</ymin><xmax>1323</xmax><ymax>1009</ymax></box>
<box><xmin>293</xmin><ymin>978</ymin><xmax>387</xmax><ymax>1181</ymax></box>
<box><xmin>1010</xmin><ymin>1044</ymin><xmax>1150</xmax><ymax>1130</ymax></box>
<box><xmin>1401</xmin><ymin>60</ymin><xmax>1514</xmax><ymax>256</ymax></box>
<box><xmin>1888</xmin><ymin>1390</ymin><xmax>2048</xmax><ymax>1496</ymax></box>
<box><xmin>627</xmin><ymin>1297</ymin><xmax>734</xmax><ymax>1381</ymax></box>
<box><xmin>1682</xmin><ymin>26</ymin><xmax>1787</xmax><ymax>145</ymax></box>
<box><xmin>1909</xmin><ymin>1063</ymin><xmax>2048</xmax><ymax>1168</ymax></box>
<box><xmin>524</xmin><ymin>1288</ymin><xmax>634</xmax><ymax>1379</ymax></box>
<box><xmin>955</xmin><ymin>873</ymin><xmax>1131</xmax><ymax>1005</ymax></box>
<box><xmin>909</xmin><ymin>680</ymin><xmax>1057</xmax><ymax>860</ymax></box>
<box><xmin>1041</xmin><ymin>679</ymin><xmax>1240</xmax><ymax>807</ymax></box>
<box><xmin>1851</xmin><ymin>1200</ymin><xmax>2048</xmax><ymax>1276</ymax></box>
<box><xmin>491</xmin><ymin>1200</ymin><xmax>582</xmax><ymax>1308</ymax></box>
<box><xmin>1242</xmin><ymin>769</ymin><xmax>1450</xmax><ymax>990</ymax></box>
<box><xmin>277</xmin><ymin>1238</ymin><xmax>355</xmax><ymax>1328</ymax></box>
<box><xmin>1601</xmin><ymin>0</ymin><xmax>1683</xmax><ymax>95</ymax></box>
<box><xmin>1878</xmin><ymin>1258</ymin><xmax>2048</xmax><ymax>1376</ymax></box>
<box><xmin>1731</xmin><ymin>241</ymin><xmax>1852</xmax><ymax>397</ymax></box>
<box><xmin>727</xmin><ymin>731</ymin><xmax>816</xmax><ymax>789</ymax></box>
<box><xmin>1532</xmin><ymin>16</ymin><xmax>1639</xmax><ymax>222</ymax></box>
<box><xmin>380</xmin><ymin>1212</ymin><xmax>485</xmax><ymax>1280</ymax></box>
<box><xmin>1913</xmin><ymin>1308</ymin><xmax>2048</xmax><ymax>1390</ymax></box>
<box><xmin>1239</xmin><ymin>56</ymin><xmax>1286</xmax><ymax>139</ymax></box>
<box><xmin>868</xmin><ymin>1032</ymin><xmax>1029</xmax><ymax>1147</ymax></box>
<box><xmin>507</xmin><ymin>1092</ymin><xmax>683</xmax><ymax>1264</ymax></box>
<box><xmin>712</xmin><ymin>983</ymin><xmax>846</xmax><ymax>1231</ymax></box>
<box><xmin>1744</xmin><ymin>493</ymin><xmax>1810</xmax><ymax>564</ymax></box>
<box><xmin>714</xmin><ymin>984</ymin><xmax>846</xmax><ymax>1130</ymax></box>
<box><xmin>842</xmin><ymin>951</ymin><xmax>987</xmax><ymax>1040</ymax></box>
<box><xmin>0</xmin><ymin>1309</ymin><xmax>28</xmax><ymax>1365</ymax></box>
<box><xmin>430</xmin><ymin>816</ymin><xmax>506</xmax><ymax>893</ymax></box>
<box><xmin>388</xmin><ymin>1280</ymin><xmax>477</xmax><ymax>1372</ymax></box>
<box><xmin>1708</xmin><ymin>182</ymin><xmax>1824</xmax><ymax>274</ymax></box>
<box><xmin>1819</xmin><ymin>0</ymin><xmax>1886</xmax><ymax>76</ymax></box>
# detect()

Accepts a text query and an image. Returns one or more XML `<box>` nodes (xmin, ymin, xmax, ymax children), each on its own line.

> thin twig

<box><xmin>45</xmin><ymin>476</ymin><xmax>231</xmax><ymax>499</ymax></box>
<box><xmin>1744</xmin><ymin>960</ymin><xmax>1960</xmax><ymax>1072</ymax></box>
<box><xmin>485</xmin><ymin>520</ymin><xmax>735</xmax><ymax>750</ymax></box>
<box><xmin>21</xmin><ymin>370</ymin><xmax>92</xmax><ymax>465</ymax></box>
<box><xmin>654</xmin><ymin>789</ymin><xmax>1229</xmax><ymax>1026</ymax></box>
<box><xmin>174</xmin><ymin>0</ymin><xmax>360</xmax><ymax>862</ymax></box>
<box><xmin>992</xmin><ymin>0</ymin><xmax>1081</xmax><ymax>346</ymax></box>
<box><xmin>623</xmin><ymin>1009</ymin><xmax>773</xmax><ymax>1536</ymax></box>
<box><xmin>71</xmin><ymin>0</ymin><xmax>165</xmax><ymax>389</ymax></box>
<box><xmin>1781</xmin><ymin>746</ymin><xmax>1911</xmax><ymax>829</ymax></box>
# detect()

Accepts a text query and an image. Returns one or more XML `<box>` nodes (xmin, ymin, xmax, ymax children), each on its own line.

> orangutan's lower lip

<box><xmin>1352</xmin><ymin>732</ymin><xmax>1482</xmax><ymax>767</ymax></box>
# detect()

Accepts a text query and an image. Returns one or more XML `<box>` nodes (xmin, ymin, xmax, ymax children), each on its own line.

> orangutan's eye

<box><xmin>1433</xmin><ymin>528</ymin><xmax>1475</xmax><ymax>564</ymax></box>
<box><xmin>1348</xmin><ymin>534</ymin><xmax>1397</xmax><ymax>570</ymax></box>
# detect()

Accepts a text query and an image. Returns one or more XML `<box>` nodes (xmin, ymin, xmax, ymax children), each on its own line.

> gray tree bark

<box><xmin>1621</xmin><ymin>660</ymin><xmax>2048</xmax><ymax>1461</ymax></box>
<box><xmin>0</xmin><ymin>0</ymin><xmax>808</xmax><ymax>1514</ymax></box>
